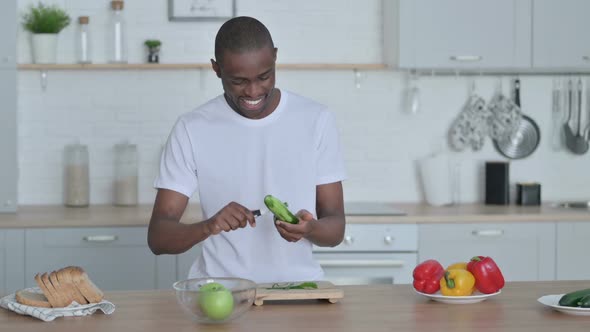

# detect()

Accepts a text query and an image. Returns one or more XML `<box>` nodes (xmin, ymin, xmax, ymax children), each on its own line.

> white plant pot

<box><xmin>31</xmin><ymin>34</ymin><xmax>58</xmax><ymax>64</ymax></box>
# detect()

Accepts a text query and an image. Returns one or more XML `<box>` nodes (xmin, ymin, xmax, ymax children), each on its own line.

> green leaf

<box><xmin>22</xmin><ymin>3</ymin><xmax>71</xmax><ymax>34</ymax></box>
<box><xmin>266</xmin><ymin>282</ymin><xmax>318</xmax><ymax>290</ymax></box>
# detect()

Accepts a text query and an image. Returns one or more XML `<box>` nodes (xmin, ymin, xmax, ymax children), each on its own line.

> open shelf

<box><xmin>18</xmin><ymin>63</ymin><xmax>388</xmax><ymax>71</ymax></box>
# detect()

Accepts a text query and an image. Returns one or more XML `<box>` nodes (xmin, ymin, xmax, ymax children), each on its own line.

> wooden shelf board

<box><xmin>17</xmin><ymin>63</ymin><xmax>388</xmax><ymax>71</ymax></box>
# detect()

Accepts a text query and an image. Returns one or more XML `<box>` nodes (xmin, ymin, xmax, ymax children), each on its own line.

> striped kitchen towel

<box><xmin>0</xmin><ymin>287</ymin><xmax>115</xmax><ymax>322</ymax></box>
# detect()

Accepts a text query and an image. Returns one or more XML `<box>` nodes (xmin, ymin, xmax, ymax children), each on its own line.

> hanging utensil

<box><xmin>493</xmin><ymin>78</ymin><xmax>541</xmax><ymax>159</ymax></box>
<box><xmin>404</xmin><ymin>71</ymin><xmax>420</xmax><ymax>114</ymax></box>
<box><xmin>565</xmin><ymin>78</ymin><xmax>589</xmax><ymax>154</ymax></box>
<box><xmin>550</xmin><ymin>78</ymin><xmax>564</xmax><ymax>151</ymax></box>
<box><xmin>563</xmin><ymin>78</ymin><xmax>577</xmax><ymax>151</ymax></box>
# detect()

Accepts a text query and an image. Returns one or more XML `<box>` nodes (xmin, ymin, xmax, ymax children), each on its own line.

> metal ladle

<box><xmin>564</xmin><ymin>78</ymin><xmax>589</xmax><ymax>154</ymax></box>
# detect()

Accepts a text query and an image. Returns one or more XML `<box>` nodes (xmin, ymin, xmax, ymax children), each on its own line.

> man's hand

<box><xmin>205</xmin><ymin>202</ymin><xmax>256</xmax><ymax>235</ymax></box>
<box><xmin>274</xmin><ymin>209</ymin><xmax>315</xmax><ymax>242</ymax></box>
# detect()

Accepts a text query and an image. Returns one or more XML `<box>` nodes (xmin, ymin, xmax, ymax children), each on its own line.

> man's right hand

<box><xmin>204</xmin><ymin>202</ymin><xmax>256</xmax><ymax>235</ymax></box>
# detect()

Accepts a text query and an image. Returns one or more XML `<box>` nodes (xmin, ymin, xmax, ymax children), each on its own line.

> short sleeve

<box><xmin>315</xmin><ymin>111</ymin><xmax>347</xmax><ymax>185</ymax></box>
<box><xmin>153</xmin><ymin>118</ymin><xmax>198</xmax><ymax>198</ymax></box>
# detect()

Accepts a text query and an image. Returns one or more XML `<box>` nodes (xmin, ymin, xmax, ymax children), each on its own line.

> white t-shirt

<box><xmin>154</xmin><ymin>90</ymin><xmax>347</xmax><ymax>283</ymax></box>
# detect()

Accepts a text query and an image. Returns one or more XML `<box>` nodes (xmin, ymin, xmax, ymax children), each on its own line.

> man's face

<box><xmin>212</xmin><ymin>46</ymin><xmax>279</xmax><ymax>119</ymax></box>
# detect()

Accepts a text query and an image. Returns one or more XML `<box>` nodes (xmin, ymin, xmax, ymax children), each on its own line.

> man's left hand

<box><xmin>274</xmin><ymin>209</ymin><xmax>315</xmax><ymax>242</ymax></box>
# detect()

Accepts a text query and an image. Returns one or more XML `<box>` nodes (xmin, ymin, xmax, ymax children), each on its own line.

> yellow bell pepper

<box><xmin>440</xmin><ymin>269</ymin><xmax>475</xmax><ymax>296</ymax></box>
<box><xmin>446</xmin><ymin>262</ymin><xmax>468</xmax><ymax>270</ymax></box>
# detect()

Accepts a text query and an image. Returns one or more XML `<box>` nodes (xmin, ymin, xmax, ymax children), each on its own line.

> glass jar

<box><xmin>63</xmin><ymin>144</ymin><xmax>90</xmax><ymax>207</ymax></box>
<box><xmin>107</xmin><ymin>0</ymin><xmax>127</xmax><ymax>63</ymax></box>
<box><xmin>76</xmin><ymin>16</ymin><xmax>92</xmax><ymax>64</ymax></box>
<box><xmin>113</xmin><ymin>142</ymin><xmax>138</xmax><ymax>206</ymax></box>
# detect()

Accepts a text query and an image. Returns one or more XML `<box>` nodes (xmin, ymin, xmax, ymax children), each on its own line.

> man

<box><xmin>148</xmin><ymin>16</ymin><xmax>346</xmax><ymax>283</ymax></box>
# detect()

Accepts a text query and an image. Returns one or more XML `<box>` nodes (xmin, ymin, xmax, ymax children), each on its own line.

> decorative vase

<box><xmin>147</xmin><ymin>46</ymin><xmax>160</xmax><ymax>63</ymax></box>
<box><xmin>31</xmin><ymin>33</ymin><xmax>58</xmax><ymax>64</ymax></box>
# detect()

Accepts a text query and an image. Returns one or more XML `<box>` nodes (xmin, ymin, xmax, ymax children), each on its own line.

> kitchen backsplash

<box><xmin>16</xmin><ymin>0</ymin><xmax>590</xmax><ymax>205</ymax></box>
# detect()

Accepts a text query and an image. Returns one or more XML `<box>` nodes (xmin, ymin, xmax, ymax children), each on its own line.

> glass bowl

<box><xmin>173</xmin><ymin>277</ymin><xmax>257</xmax><ymax>324</ymax></box>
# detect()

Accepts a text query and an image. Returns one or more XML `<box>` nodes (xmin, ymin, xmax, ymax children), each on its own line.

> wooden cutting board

<box><xmin>254</xmin><ymin>281</ymin><xmax>344</xmax><ymax>306</ymax></box>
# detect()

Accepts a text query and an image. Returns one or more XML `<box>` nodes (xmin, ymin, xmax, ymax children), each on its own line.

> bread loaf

<box><xmin>19</xmin><ymin>266</ymin><xmax>103</xmax><ymax>308</ymax></box>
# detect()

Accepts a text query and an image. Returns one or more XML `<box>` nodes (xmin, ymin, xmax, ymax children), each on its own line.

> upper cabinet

<box><xmin>532</xmin><ymin>0</ymin><xmax>590</xmax><ymax>69</ymax></box>
<box><xmin>393</xmin><ymin>0</ymin><xmax>532</xmax><ymax>70</ymax></box>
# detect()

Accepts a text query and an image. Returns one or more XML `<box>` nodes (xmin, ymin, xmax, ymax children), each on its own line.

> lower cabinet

<box><xmin>0</xmin><ymin>229</ymin><xmax>25</xmax><ymax>294</ymax></box>
<box><xmin>418</xmin><ymin>222</ymin><xmax>556</xmax><ymax>281</ymax></box>
<box><xmin>176</xmin><ymin>244</ymin><xmax>202</xmax><ymax>282</ymax></box>
<box><xmin>556</xmin><ymin>221</ymin><xmax>590</xmax><ymax>280</ymax></box>
<box><xmin>3</xmin><ymin>220</ymin><xmax>588</xmax><ymax>293</ymax></box>
<box><xmin>24</xmin><ymin>227</ymin><xmax>161</xmax><ymax>291</ymax></box>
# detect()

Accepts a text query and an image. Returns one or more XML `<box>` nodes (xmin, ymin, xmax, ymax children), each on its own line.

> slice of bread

<box><xmin>67</xmin><ymin>266</ymin><xmax>104</xmax><ymax>303</ymax></box>
<box><xmin>42</xmin><ymin>272</ymin><xmax>70</xmax><ymax>308</ymax></box>
<box><xmin>57</xmin><ymin>267</ymin><xmax>88</xmax><ymax>305</ymax></box>
<box><xmin>34</xmin><ymin>273</ymin><xmax>60</xmax><ymax>308</ymax></box>
<box><xmin>49</xmin><ymin>270</ymin><xmax>74</xmax><ymax>307</ymax></box>
<box><xmin>15</xmin><ymin>289</ymin><xmax>51</xmax><ymax>308</ymax></box>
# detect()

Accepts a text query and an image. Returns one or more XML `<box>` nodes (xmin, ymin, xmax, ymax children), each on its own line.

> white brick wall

<box><xmin>16</xmin><ymin>0</ymin><xmax>590</xmax><ymax>205</ymax></box>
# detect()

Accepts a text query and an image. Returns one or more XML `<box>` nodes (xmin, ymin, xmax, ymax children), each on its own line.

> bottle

<box><xmin>76</xmin><ymin>16</ymin><xmax>92</xmax><ymax>64</ymax></box>
<box><xmin>107</xmin><ymin>0</ymin><xmax>127</xmax><ymax>63</ymax></box>
<box><xmin>113</xmin><ymin>142</ymin><xmax>138</xmax><ymax>206</ymax></box>
<box><xmin>64</xmin><ymin>143</ymin><xmax>90</xmax><ymax>207</ymax></box>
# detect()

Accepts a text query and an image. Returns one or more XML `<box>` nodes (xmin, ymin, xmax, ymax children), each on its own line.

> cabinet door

<box><xmin>533</xmin><ymin>0</ymin><xmax>590</xmax><ymax>68</ymax></box>
<box><xmin>25</xmin><ymin>227</ymin><xmax>158</xmax><ymax>291</ymax></box>
<box><xmin>0</xmin><ymin>230</ymin><xmax>25</xmax><ymax>294</ymax></box>
<box><xmin>0</xmin><ymin>1</ymin><xmax>17</xmax><ymax>212</ymax></box>
<box><xmin>419</xmin><ymin>223</ymin><xmax>555</xmax><ymax>281</ymax></box>
<box><xmin>176</xmin><ymin>244</ymin><xmax>202</xmax><ymax>281</ymax></box>
<box><xmin>556</xmin><ymin>222</ymin><xmax>590</xmax><ymax>280</ymax></box>
<box><xmin>0</xmin><ymin>0</ymin><xmax>16</xmax><ymax>69</ymax></box>
<box><xmin>398</xmin><ymin>0</ymin><xmax>531</xmax><ymax>69</ymax></box>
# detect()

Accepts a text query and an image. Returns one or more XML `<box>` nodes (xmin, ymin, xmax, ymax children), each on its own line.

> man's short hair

<box><xmin>214</xmin><ymin>16</ymin><xmax>274</xmax><ymax>63</ymax></box>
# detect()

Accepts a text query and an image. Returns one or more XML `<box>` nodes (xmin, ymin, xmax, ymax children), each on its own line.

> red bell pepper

<box><xmin>412</xmin><ymin>259</ymin><xmax>445</xmax><ymax>294</ymax></box>
<box><xmin>466</xmin><ymin>256</ymin><xmax>505</xmax><ymax>294</ymax></box>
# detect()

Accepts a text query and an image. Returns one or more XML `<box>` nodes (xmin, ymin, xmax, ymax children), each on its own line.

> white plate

<box><xmin>414</xmin><ymin>289</ymin><xmax>501</xmax><ymax>304</ymax></box>
<box><xmin>537</xmin><ymin>294</ymin><xmax>590</xmax><ymax>316</ymax></box>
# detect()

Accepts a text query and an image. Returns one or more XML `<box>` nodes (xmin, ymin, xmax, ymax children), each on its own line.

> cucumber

<box><xmin>263</xmin><ymin>195</ymin><xmax>299</xmax><ymax>224</ymax></box>
<box><xmin>578</xmin><ymin>294</ymin><xmax>590</xmax><ymax>308</ymax></box>
<box><xmin>558</xmin><ymin>288</ymin><xmax>590</xmax><ymax>307</ymax></box>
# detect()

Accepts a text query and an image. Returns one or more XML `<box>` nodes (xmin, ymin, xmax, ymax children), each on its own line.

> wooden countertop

<box><xmin>0</xmin><ymin>203</ymin><xmax>587</xmax><ymax>228</ymax></box>
<box><xmin>1</xmin><ymin>281</ymin><xmax>589</xmax><ymax>331</ymax></box>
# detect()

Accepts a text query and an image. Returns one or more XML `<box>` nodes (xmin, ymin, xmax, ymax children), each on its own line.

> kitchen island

<box><xmin>1</xmin><ymin>281</ymin><xmax>589</xmax><ymax>331</ymax></box>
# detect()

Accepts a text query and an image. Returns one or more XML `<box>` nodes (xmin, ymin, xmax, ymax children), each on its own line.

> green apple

<box><xmin>198</xmin><ymin>282</ymin><xmax>234</xmax><ymax>321</ymax></box>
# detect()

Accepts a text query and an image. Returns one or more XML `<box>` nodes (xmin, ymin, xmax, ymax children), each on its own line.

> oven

<box><xmin>313</xmin><ymin>224</ymin><xmax>418</xmax><ymax>285</ymax></box>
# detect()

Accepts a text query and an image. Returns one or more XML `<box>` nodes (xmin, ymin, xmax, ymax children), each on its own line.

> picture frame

<box><xmin>168</xmin><ymin>0</ymin><xmax>235</xmax><ymax>21</ymax></box>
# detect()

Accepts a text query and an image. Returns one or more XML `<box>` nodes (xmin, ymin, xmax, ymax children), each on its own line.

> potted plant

<box><xmin>22</xmin><ymin>3</ymin><xmax>71</xmax><ymax>64</ymax></box>
<box><xmin>144</xmin><ymin>39</ymin><xmax>162</xmax><ymax>63</ymax></box>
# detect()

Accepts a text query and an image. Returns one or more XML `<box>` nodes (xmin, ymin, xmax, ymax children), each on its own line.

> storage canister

<box><xmin>64</xmin><ymin>143</ymin><xmax>90</xmax><ymax>207</ymax></box>
<box><xmin>114</xmin><ymin>142</ymin><xmax>138</xmax><ymax>206</ymax></box>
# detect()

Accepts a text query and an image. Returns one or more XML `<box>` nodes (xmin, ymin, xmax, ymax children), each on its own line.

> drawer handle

<box><xmin>83</xmin><ymin>235</ymin><xmax>118</xmax><ymax>242</ymax></box>
<box><xmin>450</xmin><ymin>55</ymin><xmax>482</xmax><ymax>62</ymax></box>
<box><xmin>317</xmin><ymin>259</ymin><xmax>405</xmax><ymax>268</ymax></box>
<box><xmin>471</xmin><ymin>229</ymin><xmax>504</xmax><ymax>237</ymax></box>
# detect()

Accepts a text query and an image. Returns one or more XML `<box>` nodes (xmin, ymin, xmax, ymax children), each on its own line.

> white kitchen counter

<box><xmin>0</xmin><ymin>202</ymin><xmax>587</xmax><ymax>228</ymax></box>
